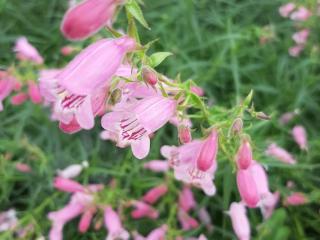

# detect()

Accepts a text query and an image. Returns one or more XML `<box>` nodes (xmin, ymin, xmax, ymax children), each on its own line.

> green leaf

<box><xmin>125</xmin><ymin>0</ymin><xmax>150</xmax><ymax>29</ymax></box>
<box><xmin>149</xmin><ymin>52</ymin><xmax>173</xmax><ymax>67</ymax></box>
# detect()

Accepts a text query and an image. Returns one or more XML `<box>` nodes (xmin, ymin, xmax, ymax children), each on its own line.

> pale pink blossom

<box><xmin>53</xmin><ymin>177</ymin><xmax>85</xmax><ymax>193</ymax></box>
<box><xmin>248</xmin><ymin>161</ymin><xmax>270</xmax><ymax>197</ymax></box>
<box><xmin>292</xmin><ymin>29</ymin><xmax>310</xmax><ymax>45</ymax></box>
<box><xmin>104</xmin><ymin>206</ymin><xmax>129</xmax><ymax>240</ymax></box>
<box><xmin>0</xmin><ymin>209</ymin><xmax>18</xmax><ymax>232</ymax></box>
<box><xmin>198</xmin><ymin>208</ymin><xmax>213</xmax><ymax>232</ymax></box>
<box><xmin>78</xmin><ymin>207</ymin><xmax>96</xmax><ymax>233</ymax></box>
<box><xmin>236</xmin><ymin>139</ymin><xmax>253</xmax><ymax>170</ymax></box>
<box><xmin>131</xmin><ymin>201</ymin><xmax>159</xmax><ymax>219</ymax></box>
<box><xmin>28</xmin><ymin>81</ymin><xmax>42</xmax><ymax>104</ymax></box>
<box><xmin>169</xmin><ymin>116</ymin><xmax>192</xmax><ymax>128</ymax></box>
<box><xmin>57</xmin><ymin>161</ymin><xmax>89</xmax><ymax>179</ymax></box>
<box><xmin>0</xmin><ymin>74</ymin><xmax>15</xmax><ymax>111</ymax></box>
<box><xmin>265</xmin><ymin>143</ymin><xmax>296</xmax><ymax>164</ymax></box>
<box><xmin>60</xmin><ymin>45</ymin><xmax>77</xmax><ymax>56</ymax></box>
<box><xmin>289</xmin><ymin>45</ymin><xmax>304</xmax><ymax>57</ymax></box>
<box><xmin>101</xmin><ymin>96</ymin><xmax>177</xmax><ymax>159</ymax></box>
<box><xmin>292</xmin><ymin>125</ymin><xmax>308</xmax><ymax>150</ymax></box>
<box><xmin>190</xmin><ymin>86</ymin><xmax>204</xmax><ymax>96</ymax></box>
<box><xmin>279</xmin><ymin>3</ymin><xmax>296</xmax><ymax>17</ymax></box>
<box><xmin>290</xmin><ymin>7</ymin><xmax>312</xmax><ymax>21</ymax></box>
<box><xmin>179</xmin><ymin>186</ymin><xmax>196</xmax><ymax>212</ymax></box>
<box><xmin>11</xmin><ymin>92</ymin><xmax>28</xmax><ymax>105</ymax></box>
<box><xmin>134</xmin><ymin>225</ymin><xmax>167</xmax><ymax>240</ymax></box>
<box><xmin>14</xmin><ymin>37</ymin><xmax>43</xmax><ymax>64</ymax></box>
<box><xmin>228</xmin><ymin>202</ymin><xmax>250</xmax><ymax>240</ymax></box>
<box><xmin>260</xmin><ymin>191</ymin><xmax>280</xmax><ymax>219</ymax></box>
<box><xmin>61</xmin><ymin>0</ymin><xmax>120</xmax><ymax>40</ymax></box>
<box><xmin>15</xmin><ymin>163</ymin><xmax>32</xmax><ymax>173</ymax></box>
<box><xmin>142</xmin><ymin>184</ymin><xmax>168</xmax><ymax>204</ymax></box>
<box><xmin>284</xmin><ymin>192</ymin><xmax>308</xmax><ymax>206</ymax></box>
<box><xmin>237</xmin><ymin>168</ymin><xmax>259</xmax><ymax>208</ymax></box>
<box><xmin>178</xmin><ymin>209</ymin><xmax>199</xmax><ymax>230</ymax></box>
<box><xmin>143</xmin><ymin>160</ymin><xmax>169</xmax><ymax>173</ymax></box>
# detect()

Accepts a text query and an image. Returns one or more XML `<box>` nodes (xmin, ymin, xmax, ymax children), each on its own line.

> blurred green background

<box><xmin>0</xmin><ymin>0</ymin><xmax>319</xmax><ymax>239</ymax></box>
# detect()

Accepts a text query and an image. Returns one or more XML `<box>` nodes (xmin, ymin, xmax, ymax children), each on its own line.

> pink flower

<box><xmin>292</xmin><ymin>29</ymin><xmax>310</xmax><ymax>45</ymax></box>
<box><xmin>15</xmin><ymin>163</ymin><xmax>32</xmax><ymax>173</ymax></box>
<box><xmin>131</xmin><ymin>201</ymin><xmax>159</xmax><ymax>219</ymax></box>
<box><xmin>196</xmin><ymin>129</ymin><xmax>219</xmax><ymax>172</ymax></box>
<box><xmin>260</xmin><ymin>191</ymin><xmax>280</xmax><ymax>219</ymax></box>
<box><xmin>179</xmin><ymin>186</ymin><xmax>196</xmax><ymax>212</ymax></box>
<box><xmin>228</xmin><ymin>202</ymin><xmax>250</xmax><ymax>240</ymax></box>
<box><xmin>190</xmin><ymin>86</ymin><xmax>204</xmax><ymax>96</ymax></box>
<box><xmin>198</xmin><ymin>208</ymin><xmax>213</xmax><ymax>232</ymax></box>
<box><xmin>292</xmin><ymin>125</ymin><xmax>308</xmax><ymax>150</ymax></box>
<box><xmin>0</xmin><ymin>209</ymin><xmax>18</xmax><ymax>232</ymax></box>
<box><xmin>13</xmin><ymin>37</ymin><xmax>43</xmax><ymax>64</ymax></box>
<box><xmin>143</xmin><ymin>160</ymin><xmax>169</xmax><ymax>173</ymax></box>
<box><xmin>61</xmin><ymin>0</ymin><xmax>120</xmax><ymax>41</ymax></box>
<box><xmin>248</xmin><ymin>161</ymin><xmax>270</xmax><ymax>197</ymax></box>
<box><xmin>11</xmin><ymin>93</ymin><xmax>28</xmax><ymax>105</ymax></box>
<box><xmin>104</xmin><ymin>206</ymin><xmax>129</xmax><ymax>240</ymax></box>
<box><xmin>236</xmin><ymin>139</ymin><xmax>253</xmax><ymax>170</ymax></box>
<box><xmin>101</xmin><ymin>96</ymin><xmax>177</xmax><ymax>159</ymax></box>
<box><xmin>289</xmin><ymin>45</ymin><xmax>304</xmax><ymax>57</ymax></box>
<box><xmin>142</xmin><ymin>184</ymin><xmax>168</xmax><ymax>204</ymax></box>
<box><xmin>237</xmin><ymin>168</ymin><xmax>259</xmax><ymax>208</ymax></box>
<box><xmin>28</xmin><ymin>81</ymin><xmax>42</xmax><ymax>104</ymax></box>
<box><xmin>53</xmin><ymin>177</ymin><xmax>85</xmax><ymax>193</ymax></box>
<box><xmin>265</xmin><ymin>143</ymin><xmax>296</xmax><ymax>164</ymax></box>
<box><xmin>284</xmin><ymin>192</ymin><xmax>308</xmax><ymax>206</ymax></box>
<box><xmin>178</xmin><ymin>209</ymin><xmax>199</xmax><ymax>230</ymax></box>
<box><xmin>0</xmin><ymin>76</ymin><xmax>15</xmax><ymax>111</ymax></box>
<box><xmin>279</xmin><ymin>112</ymin><xmax>296</xmax><ymax>124</ymax></box>
<box><xmin>161</xmin><ymin>140</ymin><xmax>217</xmax><ymax>196</ymax></box>
<box><xmin>57</xmin><ymin>161</ymin><xmax>89</xmax><ymax>179</ymax></box>
<box><xmin>290</xmin><ymin>7</ymin><xmax>312</xmax><ymax>21</ymax></box>
<box><xmin>142</xmin><ymin>68</ymin><xmax>158</xmax><ymax>86</ymax></box>
<box><xmin>134</xmin><ymin>225</ymin><xmax>167</xmax><ymax>240</ymax></box>
<box><xmin>60</xmin><ymin>45</ymin><xmax>77</xmax><ymax>56</ymax></box>
<box><xmin>279</xmin><ymin>3</ymin><xmax>296</xmax><ymax>17</ymax></box>
<box><xmin>78</xmin><ymin>208</ymin><xmax>96</xmax><ymax>233</ymax></box>
<box><xmin>178</xmin><ymin>125</ymin><xmax>192</xmax><ymax>144</ymax></box>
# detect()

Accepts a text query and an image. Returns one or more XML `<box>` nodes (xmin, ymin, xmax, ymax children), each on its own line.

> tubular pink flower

<box><xmin>196</xmin><ymin>129</ymin><xmax>218</xmax><ymax>171</ymax></box>
<box><xmin>11</xmin><ymin>93</ymin><xmax>28</xmax><ymax>105</ymax></box>
<box><xmin>143</xmin><ymin>160</ymin><xmax>169</xmax><ymax>173</ymax></box>
<box><xmin>145</xmin><ymin>224</ymin><xmax>167</xmax><ymax>240</ymax></box>
<box><xmin>190</xmin><ymin>85</ymin><xmax>204</xmax><ymax>96</ymax></box>
<box><xmin>292</xmin><ymin>29</ymin><xmax>310</xmax><ymax>45</ymax></box>
<box><xmin>198</xmin><ymin>208</ymin><xmax>213</xmax><ymax>232</ymax></box>
<box><xmin>279</xmin><ymin>3</ymin><xmax>296</xmax><ymax>17</ymax></box>
<box><xmin>236</xmin><ymin>139</ymin><xmax>253</xmax><ymax>170</ymax></box>
<box><xmin>104</xmin><ymin>206</ymin><xmax>129</xmax><ymax>240</ymax></box>
<box><xmin>101</xmin><ymin>96</ymin><xmax>177</xmax><ymax>159</ymax></box>
<box><xmin>260</xmin><ymin>191</ymin><xmax>280</xmax><ymax>219</ymax></box>
<box><xmin>28</xmin><ymin>81</ymin><xmax>42</xmax><ymax>104</ymax></box>
<box><xmin>13</xmin><ymin>37</ymin><xmax>43</xmax><ymax>64</ymax></box>
<box><xmin>179</xmin><ymin>186</ymin><xmax>196</xmax><ymax>212</ymax></box>
<box><xmin>265</xmin><ymin>143</ymin><xmax>296</xmax><ymax>164</ymax></box>
<box><xmin>237</xmin><ymin>169</ymin><xmax>259</xmax><ymax>208</ymax></box>
<box><xmin>53</xmin><ymin>177</ymin><xmax>85</xmax><ymax>193</ymax></box>
<box><xmin>292</xmin><ymin>125</ymin><xmax>308</xmax><ymax>150</ymax></box>
<box><xmin>248</xmin><ymin>161</ymin><xmax>270</xmax><ymax>197</ymax></box>
<box><xmin>142</xmin><ymin>184</ymin><xmax>168</xmax><ymax>204</ymax></box>
<box><xmin>78</xmin><ymin>208</ymin><xmax>95</xmax><ymax>233</ymax></box>
<box><xmin>289</xmin><ymin>45</ymin><xmax>304</xmax><ymax>57</ymax></box>
<box><xmin>178</xmin><ymin>209</ymin><xmax>199</xmax><ymax>230</ymax></box>
<box><xmin>290</xmin><ymin>7</ymin><xmax>312</xmax><ymax>21</ymax></box>
<box><xmin>131</xmin><ymin>201</ymin><xmax>159</xmax><ymax>219</ymax></box>
<box><xmin>284</xmin><ymin>192</ymin><xmax>308</xmax><ymax>206</ymax></box>
<box><xmin>228</xmin><ymin>202</ymin><xmax>250</xmax><ymax>240</ymax></box>
<box><xmin>178</xmin><ymin>125</ymin><xmax>192</xmax><ymax>144</ymax></box>
<box><xmin>0</xmin><ymin>75</ymin><xmax>15</xmax><ymax>111</ymax></box>
<box><xmin>61</xmin><ymin>0</ymin><xmax>119</xmax><ymax>41</ymax></box>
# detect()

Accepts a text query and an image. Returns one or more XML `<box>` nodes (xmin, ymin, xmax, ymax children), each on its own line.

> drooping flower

<box><xmin>290</xmin><ymin>7</ymin><xmax>312</xmax><ymax>21</ymax></box>
<box><xmin>284</xmin><ymin>192</ymin><xmax>308</xmax><ymax>206</ymax></box>
<box><xmin>279</xmin><ymin>3</ymin><xmax>296</xmax><ymax>17</ymax></box>
<box><xmin>292</xmin><ymin>29</ymin><xmax>310</xmax><ymax>45</ymax></box>
<box><xmin>130</xmin><ymin>201</ymin><xmax>159</xmax><ymax>219</ymax></box>
<box><xmin>228</xmin><ymin>202</ymin><xmax>250</xmax><ymax>240</ymax></box>
<box><xmin>236</xmin><ymin>139</ymin><xmax>253</xmax><ymax>170</ymax></box>
<box><xmin>279</xmin><ymin>111</ymin><xmax>296</xmax><ymax>124</ymax></box>
<box><xmin>198</xmin><ymin>207</ymin><xmax>213</xmax><ymax>232</ymax></box>
<box><xmin>61</xmin><ymin>0</ymin><xmax>120</xmax><ymax>41</ymax></box>
<box><xmin>53</xmin><ymin>177</ymin><xmax>86</xmax><ymax>193</ymax></box>
<box><xmin>292</xmin><ymin>125</ymin><xmax>308</xmax><ymax>150</ymax></box>
<box><xmin>104</xmin><ymin>206</ymin><xmax>129</xmax><ymax>240</ymax></box>
<box><xmin>142</xmin><ymin>184</ymin><xmax>168</xmax><ymax>204</ymax></box>
<box><xmin>15</xmin><ymin>163</ymin><xmax>32</xmax><ymax>173</ymax></box>
<box><xmin>236</xmin><ymin>168</ymin><xmax>259</xmax><ymax>208</ymax></box>
<box><xmin>265</xmin><ymin>143</ymin><xmax>296</xmax><ymax>164</ymax></box>
<box><xmin>13</xmin><ymin>37</ymin><xmax>43</xmax><ymax>64</ymax></box>
<box><xmin>101</xmin><ymin>95</ymin><xmax>177</xmax><ymax>159</ymax></box>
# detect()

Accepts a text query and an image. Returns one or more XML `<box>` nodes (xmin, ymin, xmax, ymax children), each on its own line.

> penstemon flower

<box><xmin>0</xmin><ymin>73</ymin><xmax>15</xmax><ymax>111</ymax></box>
<box><xmin>104</xmin><ymin>206</ymin><xmax>130</xmax><ymax>240</ymax></box>
<box><xmin>13</xmin><ymin>37</ymin><xmax>44</xmax><ymax>64</ymax></box>
<box><xmin>265</xmin><ymin>143</ymin><xmax>296</xmax><ymax>164</ymax></box>
<box><xmin>292</xmin><ymin>125</ymin><xmax>308</xmax><ymax>150</ymax></box>
<box><xmin>228</xmin><ymin>202</ymin><xmax>250</xmax><ymax>240</ymax></box>
<box><xmin>279</xmin><ymin>3</ymin><xmax>296</xmax><ymax>17</ymax></box>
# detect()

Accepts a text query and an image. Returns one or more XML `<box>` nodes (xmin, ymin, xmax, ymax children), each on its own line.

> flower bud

<box><xmin>28</xmin><ymin>81</ymin><xmax>42</xmax><ymax>104</ymax></box>
<box><xmin>108</xmin><ymin>88</ymin><xmax>122</xmax><ymax>105</ymax></box>
<box><xmin>142</xmin><ymin>184</ymin><xmax>168</xmax><ymax>204</ymax></box>
<box><xmin>15</xmin><ymin>163</ymin><xmax>32</xmax><ymax>173</ymax></box>
<box><xmin>236</xmin><ymin>139</ymin><xmax>253</xmax><ymax>170</ymax></box>
<box><xmin>197</xmin><ymin>129</ymin><xmax>218</xmax><ymax>171</ymax></box>
<box><xmin>53</xmin><ymin>177</ymin><xmax>85</xmax><ymax>193</ymax></box>
<box><xmin>229</xmin><ymin>118</ymin><xmax>243</xmax><ymax>136</ymax></box>
<box><xmin>228</xmin><ymin>202</ymin><xmax>250</xmax><ymax>240</ymax></box>
<box><xmin>256</xmin><ymin>112</ymin><xmax>271</xmax><ymax>120</ymax></box>
<box><xmin>292</xmin><ymin>125</ymin><xmax>308</xmax><ymax>150</ymax></box>
<box><xmin>11</xmin><ymin>93</ymin><xmax>28</xmax><ymax>105</ymax></box>
<box><xmin>178</xmin><ymin>125</ymin><xmax>192</xmax><ymax>144</ymax></box>
<box><xmin>190</xmin><ymin>86</ymin><xmax>204</xmax><ymax>96</ymax></box>
<box><xmin>78</xmin><ymin>208</ymin><xmax>95</xmax><ymax>233</ymax></box>
<box><xmin>284</xmin><ymin>192</ymin><xmax>308</xmax><ymax>206</ymax></box>
<box><xmin>142</xmin><ymin>67</ymin><xmax>158</xmax><ymax>86</ymax></box>
<box><xmin>236</xmin><ymin>169</ymin><xmax>259</xmax><ymax>208</ymax></box>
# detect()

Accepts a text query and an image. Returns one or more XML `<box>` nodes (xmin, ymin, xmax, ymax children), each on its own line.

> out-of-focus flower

<box><xmin>279</xmin><ymin>111</ymin><xmax>296</xmax><ymax>124</ymax></box>
<box><xmin>228</xmin><ymin>202</ymin><xmax>250</xmax><ymax>240</ymax></box>
<box><xmin>13</xmin><ymin>37</ymin><xmax>43</xmax><ymax>64</ymax></box>
<box><xmin>0</xmin><ymin>74</ymin><xmax>15</xmax><ymax>111</ymax></box>
<box><xmin>178</xmin><ymin>209</ymin><xmax>199</xmax><ymax>230</ymax></box>
<box><xmin>28</xmin><ymin>81</ymin><xmax>42</xmax><ymax>104</ymax></box>
<box><xmin>292</xmin><ymin>29</ymin><xmax>310</xmax><ymax>45</ymax></box>
<box><xmin>101</xmin><ymin>96</ymin><xmax>177</xmax><ymax>159</ymax></box>
<box><xmin>279</xmin><ymin>3</ymin><xmax>296</xmax><ymax>17</ymax></box>
<box><xmin>190</xmin><ymin>86</ymin><xmax>204</xmax><ymax>96</ymax></box>
<box><xmin>142</xmin><ymin>184</ymin><xmax>168</xmax><ymax>204</ymax></box>
<box><xmin>133</xmin><ymin>225</ymin><xmax>167</xmax><ymax>240</ymax></box>
<box><xmin>11</xmin><ymin>92</ymin><xmax>28</xmax><ymax>105</ymax></box>
<box><xmin>15</xmin><ymin>163</ymin><xmax>32</xmax><ymax>173</ymax></box>
<box><xmin>198</xmin><ymin>207</ymin><xmax>213</xmax><ymax>232</ymax></box>
<box><xmin>60</xmin><ymin>45</ymin><xmax>77</xmax><ymax>56</ymax></box>
<box><xmin>290</xmin><ymin>7</ymin><xmax>312</xmax><ymax>21</ymax></box>
<box><xmin>131</xmin><ymin>201</ymin><xmax>159</xmax><ymax>219</ymax></box>
<box><xmin>292</xmin><ymin>125</ymin><xmax>308</xmax><ymax>150</ymax></box>
<box><xmin>104</xmin><ymin>206</ymin><xmax>129</xmax><ymax>240</ymax></box>
<box><xmin>57</xmin><ymin>161</ymin><xmax>89</xmax><ymax>179</ymax></box>
<box><xmin>260</xmin><ymin>191</ymin><xmax>280</xmax><ymax>219</ymax></box>
<box><xmin>143</xmin><ymin>160</ymin><xmax>169</xmax><ymax>173</ymax></box>
<box><xmin>61</xmin><ymin>0</ymin><xmax>120</xmax><ymax>40</ymax></box>
<box><xmin>284</xmin><ymin>192</ymin><xmax>308</xmax><ymax>206</ymax></box>
<box><xmin>289</xmin><ymin>45</ymin><xmax>304</xmax><ymax>57</ymax></box>
<box><xmin>236</xmin><ymin>139</ymin><xmax>253</xmax><ymax>170</ymax></box>
<box><xmin>0</xmin><ymin>209</ymin><xmax>18</xmax><ymax>232</ymax></box>
<box><xmin>237</xmin><ymin>167</ymin><xmax>259</xmax><ymax>208</ymax></box>
<box><xmin>53</xmin><ymin>177</ymin><xmax>86</xmax><ymax>193</ymax></box>
<box><xmin>265</xmin><ymin>143</ymin><xmax>296</xmax><ymax>164</ymax></box>
<box><xmin>179</xmin><ymin>186</ymin><xmax>196</xmax><ymax>212</ymax></box>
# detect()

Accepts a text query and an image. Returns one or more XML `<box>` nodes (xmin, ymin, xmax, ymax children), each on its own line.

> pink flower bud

<box><xmin>178</xmin><ymin>209</ymin><xmax>199</xmax><ymax>230</ymax></box>
<box><xmin>265</xmin><ymin>143</ymin><xmax>296</xmax><ymax>164</ymax></box>
<box><xmin>28</xmin><ymin>81</ymin><xmax>42</xmax><ymax>104</ymax></box>
<box><xmin>178</xmin><ymin>125</ymin><xmax>192</xmax><ymax>144</ymax></box>
<box><xmin>230</xmin><ymin>118</ymin><xmax>243</xmax><ymax>135</ymax></box>
<box><xmin>190</xmin><ymin>86</ymin><xmax>204</xmax><ymax>96</ymax></box>
<box><xmin>15</xmin><ymin>163</ymin><xmax>32</xmax><ymax>173</ymax></box>
<box><xmin>78</xmin><ymin>208</ymin><xmax>95</xmax><ymax>233</ymax></box>
<box><xmin>143</xmin><ymin>160</ymin><xmax>169</xmax><ymax>172</ymax></box>
<box><xmin>279</xmin><ymin>3</ymin><xmax>296</xmax><ymax>17</ymax></box>
<box><xmin>196</xmin><ymin>129</ymin><xmax>218</xmax><ymax>171</ymax></box>
<box><xmin>60</xmin><ymin>45</ymin><xmax>76</xmax><ymax>56</ymax></box>
<box><xmin>237</xmin><ymin>169</ymin><xmax>259</xmax><ymax>208</ymax></box>
<box><xmin>236</xmin><ymin>139</ymin><xmax>253</xmax><ymax>170</ymax></box>
<box><xmin>284</xmin><ymin>192</ymin><xmax>308</xmax><ymax>206</ymax></box>
<box><xmin>13</xmin><ymin>37</ymin><xmax>43</xmax><ymax>64</ymax></box>
<box><xmin>292</xmin><ymin>125</ymin><xmax>308</xmax><ymax>150</ymax></box>
<box><xmin>11</xmin><ymin>93</ymin><xmax>28</xmax><ymax>105</ymax></box>
<box><xmin>289</xmin><ymin>45</ymin><xmax>304</xmax><ymax>57</ymax></box>
<box><xmin>179</xmin><ymin>186</ymin><xmax>196</xmax><ymax>212</ymax></box>
<box><xmin>142</xmin><ymin>184</ymin><xmax>168</xmax><ymax>204</ymax></box>
<box><xmin>57</xmin><ymin>161</ymin><xmax>89</xmax><ymax>179</ymax></box>
<box><xmin>142</xmin><ymin>67</ymin><xmax>158</xmax><ymax>86</ymax></box>
<box><xmin>53</xmin><ymin>177</ymin><xmax>85</xmax><ymax>193</ymax></box>
<box><xmin>131</xmin><ymin>201</ymin><xmax>159</xmax><ymax>219</ymax></box>
<box><xmin>228</xmin><ymin>202</ymin><xmax>250</xmax><ymax>240</ymax></box>
<box><xmin>61</xmin><ymin>0</ymin><xmax>119</xmax><ymax>41</ymax></box>
<box><xmin>0</xmin><ymin>76</ymin><xmax>15</xmax><ymax>111</ymax></box>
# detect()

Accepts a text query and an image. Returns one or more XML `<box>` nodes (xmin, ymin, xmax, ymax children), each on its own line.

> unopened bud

<box><xmin>142</xmin><ymin>67</ymin><xmax>158</xmax><ymax>86</ymax></box>
<box><xmin>108</xmin><ymin>88</ymin><xmax>122</xmax><ymax>105</ymax></box>
<box><xmin>230</xmin><ymin>118</ymin><xmax>243</xmax><ymax>136</ymax></box>
<box><xmin>178</xmin><ymin>125</ymin><xmax>192</xmax><ymax>144</ymax></box>
<box><xmin>256</xmin><ymin>112</ymin><xmax>271</xmax><ymax>120</ymax></box>
<box><xmin>236</xmin><ymin>139</ymin><xmax>253</xmax><ymax>170</ymax></box>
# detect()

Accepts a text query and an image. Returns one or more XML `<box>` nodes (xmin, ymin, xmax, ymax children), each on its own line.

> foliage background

<box><xmin>0</xmin><ymin>0</ymin><xmax>319</xmax><ymax>239</ymax></box>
